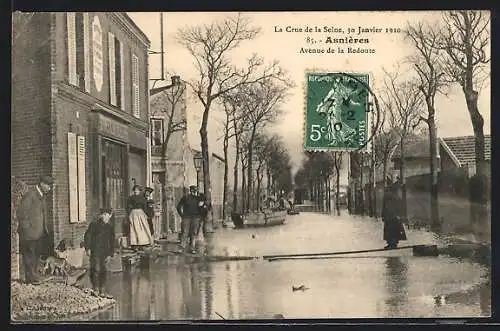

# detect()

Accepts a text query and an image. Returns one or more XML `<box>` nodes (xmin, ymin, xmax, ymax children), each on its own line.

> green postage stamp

<box><xmin>304</xmin><ymin>71</ymin><xmax>370</xmax><ymax>151</ymax></box>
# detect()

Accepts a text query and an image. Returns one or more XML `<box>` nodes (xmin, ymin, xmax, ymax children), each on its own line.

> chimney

<box><xmin>172</xmin><ymin>76</ymin><xmax>180</xmax><ymax>86</ymax></box>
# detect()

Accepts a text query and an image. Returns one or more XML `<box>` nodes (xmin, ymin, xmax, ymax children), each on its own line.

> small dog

<box><xmin>42</xmin><ymin>256</ymin><xmax>68</xmax><ymax>277</ymax></box>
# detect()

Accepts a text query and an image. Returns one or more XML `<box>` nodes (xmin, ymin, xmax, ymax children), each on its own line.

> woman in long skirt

<box><xmin>382</xmin><ymin>183</ymin><xmax>407</xmax><ymax>249</ymax></box>
<box><xmin>127</xmin><ymin>185</ymin><xmax>153</xmax><ymax>250</ymax></box>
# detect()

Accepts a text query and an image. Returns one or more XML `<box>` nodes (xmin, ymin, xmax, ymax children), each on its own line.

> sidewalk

<box><xmin>351</xmin><ymin>213</ymin><xmax>491</xmax><ymax>265</ymax></box>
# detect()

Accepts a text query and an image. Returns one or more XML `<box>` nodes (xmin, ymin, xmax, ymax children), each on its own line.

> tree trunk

<box><xmin>382</xmin><ymin>160</ymin><xmax>388</xmax><ymax>188</ymax></box>
<box><xmin>336</xmin><ymin>166</ymin><xmax>341</xmax><ymax>216</ymax></box>
<box><xmin>256</xmin><ymin>169</ymin><xmax>262</xmax><ymax>210</ymax></box>
<box><xmin>241</xmin><ymin>159</ymin><xmax>247</xmax><ymax>213</ymax></box>
<box><xmin>200</xmin><ymin>106</ymin><xmax>213</xmax><ymax>229</ymax></box>
<box><xmin>428</xmin><ymin>114</ymin><xmax>440</xmax><ymax>231</ymax></box>
<box><xmin>222</xmin><ymin>126</ymin><xmax>229</xmax><ymax>221</ymax></box>
<box><xmin>232</xmin><ymin>143</ymin><xmax>240</xmax><ymax>214</ymax></box>
<box><xmin>266</xmin><ymin>166</ymin><xmax>271</xmax><ymax>196</ymax></box>
<box><xmin>399</xmin><ymin>137</ymin><xmax>408</xmax><ymax>221</ymax></box>
<box><xmin>246</xmin><ymin>130</ymin><xmax>256</xmax><ymax>211</ymax></box>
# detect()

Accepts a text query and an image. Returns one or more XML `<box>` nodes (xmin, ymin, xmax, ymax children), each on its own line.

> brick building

<box><xmin>12</xmin><ymin>12</ymin><xmax>151</xmax><ymax>252</ymax></box>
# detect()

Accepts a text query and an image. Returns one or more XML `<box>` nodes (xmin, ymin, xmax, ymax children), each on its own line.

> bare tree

<box><xmin>406</xmin><ymin>22</ymin><xmax>449</xmax><ymax>230</ymax></box>
<box><xmin>219</xmin><ymin>93</ymin><xmax>249</xmax><ymax>219</ymax></box>
<box><xmin>176</xmin><ymin>14</ymin><xmax>286</xmax><ymax>214</ymax></box>
<box><xmin>151</xmin><ymin>81</ymin><xmax>187</xmax><ymax>156</ymax></box>
<box><xmin>332</xmin><ymin>152</ymin><xmax>343</xmax><ymax>216</ymax></box>
<box><xmin>382</xmin><ymin>66</ymin><xmax>424</xmax><ymax>220</ymax></box>
<box><xmin>373</xmin><ymin>110</ymin><xmax>399</xmax><ymax>189</ymax></box>
<box><xmin>234</xmin><ymin>79</ymin><xmax>290</xmax><ymax>211</ymax></box>
<box><xmin>440</xmin><ymin>11</ymin><xmax>490</xmax><ymax>177</ymax></box>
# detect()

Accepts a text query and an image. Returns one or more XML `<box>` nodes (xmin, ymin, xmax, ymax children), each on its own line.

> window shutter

<box><xmin>77</xmin><ymin>135</ymin><xmax>87</xmax><ymax>222</ymax></box>
<box><xmin>83</xmin><ymin>13</ymin><xmax>91</xmax><ymax>92</ymax></box>
<box><xmin>120</xmin><ymin>42</ymin><xmax>125</xmax><ymax>110</ymax></box>
<box><xmin>67</xmin><ymin>133</ymin><xmax>78</xmax><ymax>223</ymax></box>
<box><xmin>108</xmin><ymin>32</ymin><xmax>117</xmax><ymax>106</ymax></box>
<box><xmin>132</xmin><ymin>54</ymin><xmax>140</xmax><ymax>118</ymax></box>
<box><xmin>67</xmin><ymin>12</ymin><xmax>77</xmax><ymax>86</ymax></box>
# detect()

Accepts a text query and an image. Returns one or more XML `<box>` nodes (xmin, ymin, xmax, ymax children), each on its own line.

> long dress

<box><xmin>382</xmin><ymin>188</ymin><xmax>407</xmax><ymax>243</ymax></box>
<box><xmin>127</xmin><ymin>195</ymin><xmax>153</xmax><ymax>246</ymax></box>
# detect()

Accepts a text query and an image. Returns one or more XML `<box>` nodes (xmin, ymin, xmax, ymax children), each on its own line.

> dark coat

<box><xmin>126</xmin><ymin>194</ymin><xmax>147</xmax><ymax>215</ymax></box>
<box><xmin>176</xmin><ymin>194</ymin><xmax>202</xmax><ymax>218</ymax></box>
<box><xmin>382</xmin><ymin>189</ymin><xmax>407</xmax><ymax>241</ymax></box>
<box><xmin>84</xmin><ymin>218</ymin><xmax>115</xmax><ymax>258</ymax></box>
<box><xmin>144</xmin><ymin>199</ymin><xmax>155</xmax><ymax>235</ymax></box>
<box><xmin>16</xmin><ymin>186</ymin><xmax>49</xmax><ymax>241</ymax></box>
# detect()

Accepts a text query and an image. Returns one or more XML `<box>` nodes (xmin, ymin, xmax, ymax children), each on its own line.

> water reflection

<box><xmin>384</xmin><ymin>257</ymin><xmax>409</xmax><ymax>317</ymax></box>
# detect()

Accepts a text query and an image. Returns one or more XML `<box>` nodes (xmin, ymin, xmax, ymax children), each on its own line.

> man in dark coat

<box><xmin>144</xmin><ymin>187</ymin><xmax>155</xmax><ymax>237</ymax></box>
<box><xmin>176</xmin><ymin>185</ymin><xmax>202</xmax><ymax>253</ymax></box>
<box><xmin>16</xmin><ymin>175</ymin><xmax>53</xmax><ymax>284</ymax></box>
<box><xmin>382</xmin><ymin>183</ymin><xmax>407</xmax><ymax>248</ymax></box>
<box><xmin>84</xmin><ymin>208</ymin><xmax>115</xmax><ymax>298</ymax></box>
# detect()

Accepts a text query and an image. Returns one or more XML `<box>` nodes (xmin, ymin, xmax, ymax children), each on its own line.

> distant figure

<box><xmin>16</xmin><ymin>175</ymin><xmax>53</xmax><ymax>285</ymax></box>
<box><xmin>382</xmin><ymin>183</ymin><xmax>407</xmax><ymax>249</ymax></box>
<box><xmin>176</xmin><ymin>185</ymin><xmax>203</xmax><ymax>253</ymax></box>
<box><xmin>144</xmin><ymin>187</ymin><xmax>155</xmax><ymax>237</ymax></box>
<box><xmin>126</xmin><ymin>185</ymin><xmax>153</xmax><ymax>250</ymax></box>
<box><xmin>84</xmin><ymin>208</ymin><xmax>115</xmax><ymax>298</ymax></box>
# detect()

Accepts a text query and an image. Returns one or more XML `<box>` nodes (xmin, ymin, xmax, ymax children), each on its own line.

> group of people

<box><xmin>123</xmin><ymin>184</ymin><xmax>156</xmax><ymax>250</ymax></box>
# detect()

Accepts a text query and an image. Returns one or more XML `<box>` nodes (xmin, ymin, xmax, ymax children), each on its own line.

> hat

<box><xmin>99</xmin><ymin>208</ymin><xmax>113</xmax><ymax>215</ymax></box>
<box><xmin>145</xmin><ymin>187</ymin><xmax>154</xmax><ymax>194</ymax></box>
<box><xmin>39</xmin><ymin>175</ymin><xmax>54</xmax><ymax>185</ymax></box>
<box><xmin>189</xmin><ymin>185</ymin><xmax>197</xmax><ymax>190</ymax></box>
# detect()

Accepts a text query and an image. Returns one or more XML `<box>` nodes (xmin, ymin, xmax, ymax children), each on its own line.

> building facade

<box><xmin>12</xmin><ymin>12</ymin><xmax>151</xmax><ymax>251</ymax></box>
<box><xmin>149</xmin><ymin>76</ymin><xmax>189</xmax><ymax>236</ymax></box>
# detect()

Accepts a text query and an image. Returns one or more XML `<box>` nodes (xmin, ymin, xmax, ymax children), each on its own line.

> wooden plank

<box><xmin>263</xmin><ymin>245</ymin><xmax>437</xmax><ymax>260</ymax></box>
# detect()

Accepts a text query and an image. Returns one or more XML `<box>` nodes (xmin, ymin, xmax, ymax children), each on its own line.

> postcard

<box><xmin>11</xmin><ymin>11</ymin><xmax>491</xmax><ymax>321</ymax></box>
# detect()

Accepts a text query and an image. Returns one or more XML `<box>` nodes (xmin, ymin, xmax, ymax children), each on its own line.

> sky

<box><xmin>128</xmin><ymin>11</ymin><xmax>491</xmax><ymax>184</ymax></box>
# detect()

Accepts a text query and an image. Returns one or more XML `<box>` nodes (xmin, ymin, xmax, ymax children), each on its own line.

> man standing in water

<box><xmin>176</xmin><ymin>185</ymin><xmax>202</xmax><ymax>254</ymax></box>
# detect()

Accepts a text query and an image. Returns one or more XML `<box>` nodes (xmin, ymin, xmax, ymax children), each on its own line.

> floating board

<box><xmin>265</xmin><ymin>245</ymin><xmax>439</xmax><ymax>262</ymax></box>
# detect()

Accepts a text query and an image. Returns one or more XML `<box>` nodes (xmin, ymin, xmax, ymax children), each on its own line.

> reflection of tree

<box><xmin>384</xmin><ymin>257</ymin><xmax>409</xmax><ymax>317</ymax></box>
<box><xmin>179</xmin><ymin>264</ymin><xmax>203</xmax><ymax>319</ymax></box>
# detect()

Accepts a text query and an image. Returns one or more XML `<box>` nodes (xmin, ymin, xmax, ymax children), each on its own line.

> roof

<box><xmin>391</xmin><ymin>134</ymin><xmax>491</xmax><ymax>166</ymax></box>
<box><xmin>391</xmin><ymin>137</ymin><xmax>430</xmax><ymax>160</ymax></box>
<box><xmin>441</xmin><ymin>135</ymin><xmax>491</xmax><ymax>165</ymax></box>
<box><xmin>120</xmin><ymin>13</ymin><xmax>151</xmax><ymax>46</ymax></box>
<box><xmin>150</xmin><ymin>84</ymin><xmax>175</xmax><ymax>96</ymax></box>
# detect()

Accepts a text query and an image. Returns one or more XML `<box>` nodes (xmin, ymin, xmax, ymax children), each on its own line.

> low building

<box><xmin>12</xmin><ymin>13</ymin><xmax>151</xmax><ymax>263</ymax></box>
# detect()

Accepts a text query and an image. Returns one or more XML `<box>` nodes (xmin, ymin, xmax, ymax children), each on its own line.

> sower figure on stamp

<box><xmin>176</xmin><ymin>185</ymin><xmax>202</xmax><ymax>254</ymax></box>
<box><xmin>382</xmin><ymin>183</ymin><xmax>407</xmax><ymax>249</ymax></box>
<box><xmin>16</xmin><ymin>175</ymin><xmax>53</xmax><ymax>285</ymax></box>
<box><xmin>84</xmin><ymin>208</ymin><xmax>115</xmax><ymax>298</ymax></box>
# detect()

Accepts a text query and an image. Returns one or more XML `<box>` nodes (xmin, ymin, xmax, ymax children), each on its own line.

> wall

<box><xmin>11</xmin><ymin>13</ymin><xmax>53</xmax><ymax>184</ymax></box>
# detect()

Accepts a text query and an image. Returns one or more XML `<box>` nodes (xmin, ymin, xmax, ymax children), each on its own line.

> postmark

<box><xmin>304</xmin><ymin>71</ymin><xmax>370</xmax><ymax>151</ymax></box>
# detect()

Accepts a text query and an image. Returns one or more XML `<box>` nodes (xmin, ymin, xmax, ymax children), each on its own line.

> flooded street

<box><xmin>84</xmin><ymin>212</ymin><xmax>490</xmax><ymax>320</ymax></box>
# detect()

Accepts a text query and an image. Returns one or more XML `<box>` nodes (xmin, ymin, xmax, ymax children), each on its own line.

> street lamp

<box><xmin>193</xmin><ymin>151</ymin><xmax>203</xmax><ymax>191</ymax></box>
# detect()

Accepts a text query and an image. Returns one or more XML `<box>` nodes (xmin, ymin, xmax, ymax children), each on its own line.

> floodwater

<box><xmin>80</xmin><ymin>212</ymin><xmax>490</xmax><ymax>320</ymax></box>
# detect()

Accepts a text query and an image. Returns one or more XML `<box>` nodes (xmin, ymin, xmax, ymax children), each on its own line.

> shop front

<box><xmin>92</xmin><ymin>109</ymin><xmax>148</xmax><ymax>237</ymax></box>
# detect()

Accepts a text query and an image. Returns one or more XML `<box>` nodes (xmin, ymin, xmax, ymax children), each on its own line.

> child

<box><xmin>84</xmin><ymin>208</ymin><xmax>115</xmax><ymax>298</ymax></box>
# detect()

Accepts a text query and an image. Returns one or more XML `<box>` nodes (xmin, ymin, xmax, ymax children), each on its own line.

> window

<box><xmin>102</xmin><ymin>139</ymin><xmax>126</xmax><ymax>210</ymax></box>
<box><xmin>151</xmin><ymin>119</ymin><xmax>164</xmax><ymax>147</ymax></box>
<box><xmin>108</xmin><ymin>33</ymin><xmax>124</xmax><ymax>108</ymax></box>
<box><xmin>132</xmin><ymin>53</ymin><xmax>140</xmax><ymax>118</ymax></box>
<box><xmin>67</xmin><ymin>12</ymin><xmax>88</xmax><ymax>90</ymax></box>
